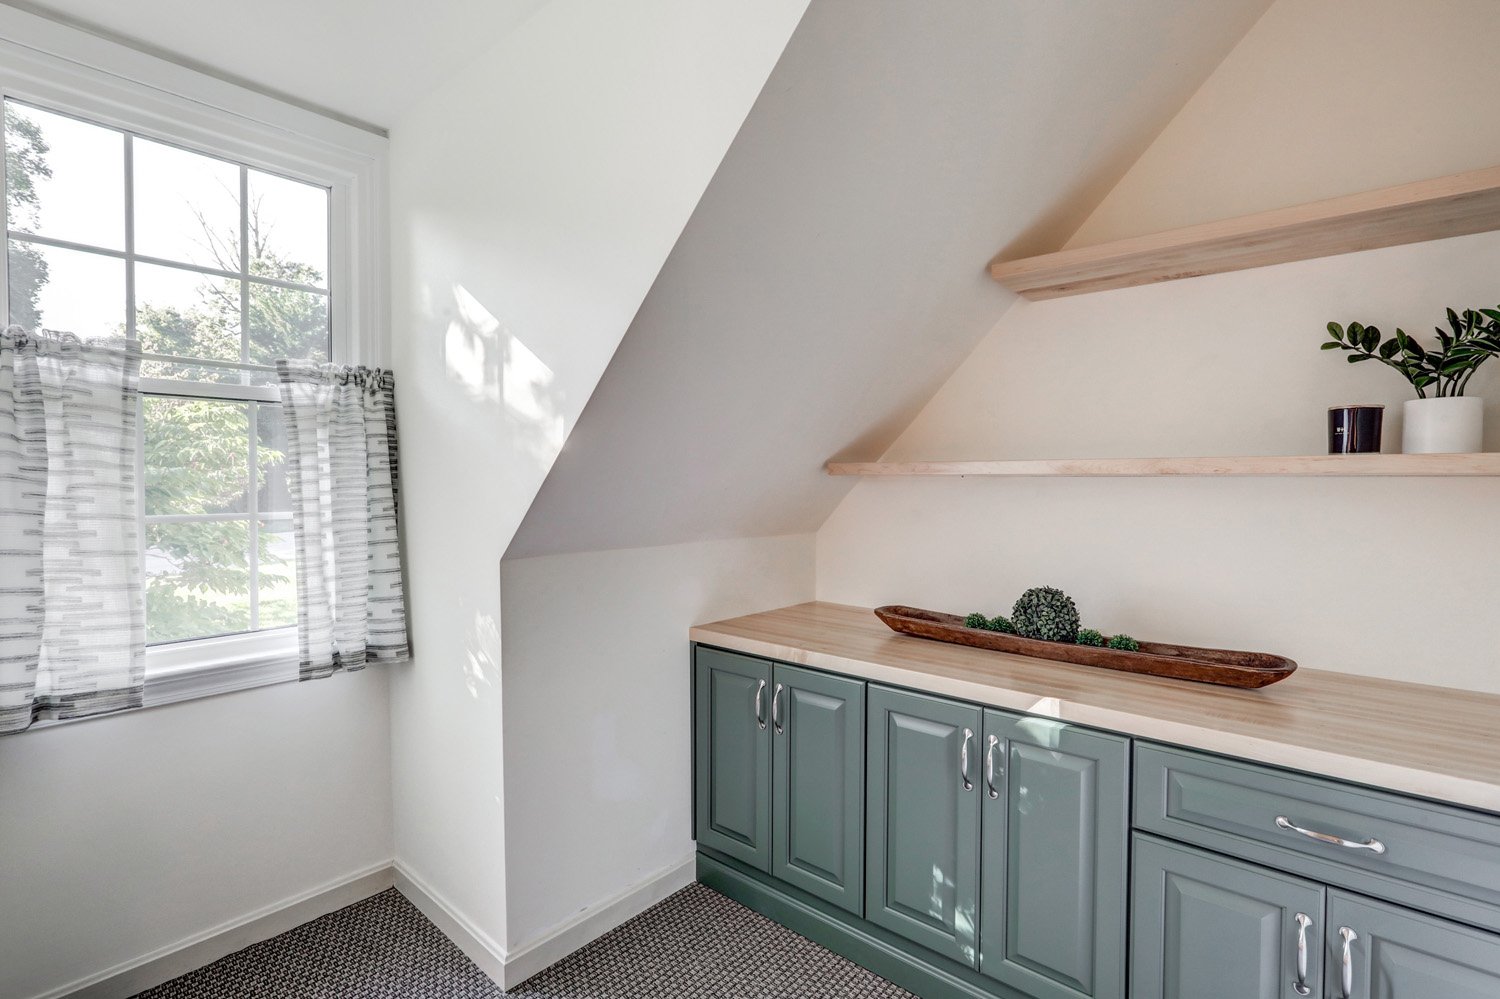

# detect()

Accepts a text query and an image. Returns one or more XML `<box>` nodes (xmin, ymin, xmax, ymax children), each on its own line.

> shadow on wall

<box><xmin>444</xmin><ymin>283</ymin><xmax>567</xmax><ymax>469</ymax></box>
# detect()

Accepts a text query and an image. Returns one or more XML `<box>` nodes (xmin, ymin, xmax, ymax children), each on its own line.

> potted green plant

<box><xmin>1323</xmin><ymin>306</ymin><xmax>1500</xmax><ymax>453</ymax></box>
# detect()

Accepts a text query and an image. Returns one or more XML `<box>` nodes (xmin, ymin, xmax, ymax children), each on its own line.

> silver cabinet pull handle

<box><xmin>1339</xmin><ymin>926</ymin><xmax>1358</xmax><ymax>998</ymax></box>
<box><xmin>984</xmin><ymin>734</ymin><xmax>1001</xmax><ymax>799</ymax></box>
<box><xmin>960</xmin><ymin>728</ymin><xmax>974</xmax><ymax>791</ymax></box>
<box><xmin>754</xmin><ymin>679</ymin><xmax>767</xmax><ymax>731</ymax></box>
<box><xmin>1275</xmin><ymin>816</ymin><xmax>1386</xmax><ymax>855</ymax></box>
<box><xmin>1292</xmin><ymin>912</ymin><xmax>1312</xmax><ymax>996</ymax></box>
<box><xmin>772</xmin><ymin>683</ymin><xmax>784</xmax><ymax>735</ymax></box>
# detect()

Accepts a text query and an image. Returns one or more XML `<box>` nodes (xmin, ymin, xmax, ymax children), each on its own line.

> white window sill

<box><xmin>145</xmin><ymin>629</ymin><xmax>299</xmax><ymax>708</ymax></box>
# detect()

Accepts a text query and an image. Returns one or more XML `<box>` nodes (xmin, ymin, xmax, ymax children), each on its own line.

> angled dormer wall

<box><xmin>498</xmin><ymin>0</ymin><xmax>1273</xmax><ymax>959</ymax></box>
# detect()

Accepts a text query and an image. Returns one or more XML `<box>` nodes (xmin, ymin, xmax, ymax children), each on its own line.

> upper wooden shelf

<box><xmin>989</xmin><ymin>165</ymin><xmax>1500</xmax><ymax>299</ymax></box>
<box><xmin>826</xmin><ymin>454</ymin><xmax>1500</xmax><ymax>477</ymax></box>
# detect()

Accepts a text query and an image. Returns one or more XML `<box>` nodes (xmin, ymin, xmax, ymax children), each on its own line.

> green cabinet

<box><xmin>772</xmin><ymin>663</ymin><xmax>865</xmax><ymax>915</ymax></box>
<box><xmin>865</xmin><ymin>685</ymin><xmax>983</xmax><ymax>967</ymax></box>
<box><xmin>694</xmin><ymin>648</ymin><xmax>772</xmax><ymax>871</ymax></box>
<box><xmin>1327</xmin><ymin>890</ymin><xmax>1500</xmax><ymax>999</ymax></box>
<box><xmin>1132</xmin><ymin>836</ymin><xmax>1500</xmax><ymax>999</ymax></box>
<box><xmin>1132</xmin><ymin>835</ymin><xmax>1326</xmax><ymax>999</ymax></box>
<box><xmin>978</xmin><ymin>709</ymin><xmax>1129</xmax><ymax>999</ymax></box>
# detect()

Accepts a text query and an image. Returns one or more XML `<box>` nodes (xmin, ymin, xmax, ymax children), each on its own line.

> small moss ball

<box><xmin>1076</xmin><ymin>628</ymin><xmax>1105</xmax><ymax>647</ymax></box>
<box><xmin>1011</xmin><ymin>586</ymin><xmax>1081</xmax><ymax>643</ymax></box>
<box><xmin>1107</xmin><ymin>634</ymin><xmax>1141</xmax><ymax>652</ymax></box>
<box><xmin>989</xmin><ymin>615</ymin><xmax>1016</xmax><ymax>634</ymax></box>
<box><xmin>964</xmin><ymin>612</ymin><xmax>990</xmax><ymax>630</ymax></box>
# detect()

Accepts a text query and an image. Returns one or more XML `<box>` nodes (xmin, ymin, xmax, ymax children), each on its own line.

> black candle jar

<box><xmin>1328</xmin><ymin>405</ymin><xmax>1385</xmax><ymax>454</ymax></box>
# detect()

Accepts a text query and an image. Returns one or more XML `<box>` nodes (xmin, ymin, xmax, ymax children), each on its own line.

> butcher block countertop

<box><xmin>691</xmin><ymin>601</ymin><xmax>1500</xmax><ymax>815</ymax></box>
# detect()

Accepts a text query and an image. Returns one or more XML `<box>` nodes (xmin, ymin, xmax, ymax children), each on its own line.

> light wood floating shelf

<box><xmin>826</xmin><ymin>454</ymin><xmax>1500</xmax><ymax>477</ymax></box>
<box><xmin>989</xmin><ymin>164</ymin><xmax>1500</xmax><ymax>299</ymax></box>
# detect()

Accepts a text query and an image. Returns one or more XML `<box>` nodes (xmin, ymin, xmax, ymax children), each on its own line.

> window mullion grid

<box><xmin>126</xmin><ymin>132</ymin><xmax>148</xmax><ymax>630</ymax></box>
<box><xmin>239</xmin><ymin>164</ymin><xmax>259</xmax><ymax>632</ymax></box>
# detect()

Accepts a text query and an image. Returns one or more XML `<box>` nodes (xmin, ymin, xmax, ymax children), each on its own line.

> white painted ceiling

<box><xmin>506</xmin><ymin>0</ymin><xmax>1275</xmax><ymax>559</ymax></box>
<box><xmin>4</xmin><ymin>0</ymin><xmax>548</xmax><ymax>128</ymax></box>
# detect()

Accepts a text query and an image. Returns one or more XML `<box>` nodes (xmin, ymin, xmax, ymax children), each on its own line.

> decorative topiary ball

<box><xmin>1011</xmin><ymin>586</ymin><xmax>1080</xmax><ymax>643</ymax></box>
<box><xmin>1076</xmin><ymin>628</ymin><xmax>1105</xmax><ymax>647</ymax></box>
<box><xmin>964</xmin><ymin>612</ymin><xmax>990</xmax><ymax>630</ymax></box>
<box><xmin>988</xmin><ymin>616</ymin><xmax>1016</xmax><ymax>634</ymax></box>
<box><xmin>1107</xmin><ymin>634</ymin><xmax>1140</xmax><ymax>652</ymax></box>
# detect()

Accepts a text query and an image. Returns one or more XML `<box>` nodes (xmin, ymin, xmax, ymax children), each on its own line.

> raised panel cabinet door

<box><xmin>866</xmin><ymin>684</ymin><xmax>983</xmax><ymax>968</ymax></box>
<box><xmin>772</xmin><ymin>664</ymin><xmax>865</xmax><ymax>915</ymax></box>
<box><xmin>978</xmin><ymin>710</ymin><xmax>1129</xmax><ymax>999</ymax></box>
<box><xmin>1132</xmin><ymin>835</ymin><xmax>1326</xmax><ymax>999</ymax></box>
<box><xmin>694</xmin><ymin>647</ymin><xmax>772</xmax><ymax>872</ymax></box>
<box><xmin>1326</xmin><ymin>890</ymin><xmax>1500</xmax><ymax>999</ymax></box>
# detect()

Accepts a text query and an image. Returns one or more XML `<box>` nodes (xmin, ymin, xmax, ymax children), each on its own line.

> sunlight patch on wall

<box><xmin>464</xmin><ymin>609</ymin><xmax>501</xmax><ymax>700</ymax></box>
<box><xmin>444</xmin><ymin>284</ymin><xmax>566</xmax><ymax>464</ymax></box>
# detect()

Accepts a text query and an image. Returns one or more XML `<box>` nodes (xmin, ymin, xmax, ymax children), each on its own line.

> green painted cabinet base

<box><xmin>773</xmin><ymin>663</ymin><xmax>865</xmax><ymax>915</ymax></box>
<box><xmin>694</xmin><ymin>648</ymin><xmax>772</xmax><ymax>870</ymax></box>
<box><xmin>699</xmin><ymin>849</ymin><xmax>1029</xmax><ymax>999</ymax></box>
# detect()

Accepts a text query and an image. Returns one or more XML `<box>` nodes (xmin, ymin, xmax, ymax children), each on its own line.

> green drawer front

<box><xmin>1136</xmin><ymin>743</ymin><xmax>1500</xmax><ymax>931</ymax></box>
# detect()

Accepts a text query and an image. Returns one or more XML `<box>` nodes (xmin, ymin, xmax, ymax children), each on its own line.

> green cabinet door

<box><xmin>1133</xmin><ymin>835</ymin><xmax>1326</xmax><ymax>999</ymax></box>
<box><xmin>772</xmin><ymin>664</ymin><xmax>865</xmax><ymax>915</ymax></box>
<box><xmin>866</xmin><ymin>684</ymin><xmax>983</xmax><ymax>968</ymax></box>
<box><xmin>978</xmin><ymin>710</ymin><xmax>1129</xmax><ymax>999</ymax></box>
<box><xmin>694</xmin><ymin>647</ymin><xmax>772</xmax><ymax>872</ymax></box>
<box><xmin>1327</xmin><ymin>890</ymin><xmax>1500</xmax><ymax>999</ymax></box>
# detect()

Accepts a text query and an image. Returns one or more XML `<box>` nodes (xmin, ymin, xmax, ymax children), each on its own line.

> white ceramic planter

<box><xmin>1402</xmin><ymin>396</ymin><xmax>1484</xmax><ymax>454</ymax></box>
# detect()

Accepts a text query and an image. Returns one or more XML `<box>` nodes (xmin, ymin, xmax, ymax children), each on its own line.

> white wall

<box><xmin>386</xmin><ymin>0</ymin><xmax>808</xmax><ymax>957</ymax></box>
<box><xmin>498</xmin><ymin>534</ymin><xmax>813</xmax><ymax>951</ymax></box>
<box><xmin>818</xmin><ymin>0</ymin><xmax>1500</xmax><ymax>695</ymax></box>
<box><xmin>0</xmin><ymin>672</ymin><xmax>392</xmax><ymax>999</ymax></box>
<box><xmin>1069</xmin><ymin>0</ymin><xmax>1500</xmax><ymax>244</ymax></box>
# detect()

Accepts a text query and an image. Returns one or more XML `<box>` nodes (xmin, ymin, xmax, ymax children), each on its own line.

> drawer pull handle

<box><xmin>754</xmin><ymin>679</ymin><xmax>767</xmax><ymax>731</ymax></box>
<box><xmin>960</xmin><ymin>728</ymin><xmax>974</xmax><ymax>791</ymax></box>
<box><xmin>771</xmin><ymin>683</ymin><xmax>785</xmax><ymax>735</ymax></box>
<box><xmin>1292</xmin><ymin>912</ymin><xmax>1312</xmax><ymax>996</ymax></box>
<box><xmin>984</xmin><ymin>734</ymin><xmax>1001</xmax><ymax>799</ymax></box>
<box><xmin>1338</xmin><ymin>926</ymin><xmax>1358</xmax><ymax>998</ymax></box>
<box><xmin>1275</xmin><ymin>815</ymin><xmax>1386</xmax><ymax>855</ymax></box>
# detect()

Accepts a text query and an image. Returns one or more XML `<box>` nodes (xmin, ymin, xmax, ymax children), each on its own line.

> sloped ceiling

<box><xmin>4</xmin><ymin>0</ymin><xmax>549</xmax><ymax>128</ymax></box>
<box><xmin>506</xmin><ymin>0</ymin><xmax>1274</xmax><ymax>560</ymax></box>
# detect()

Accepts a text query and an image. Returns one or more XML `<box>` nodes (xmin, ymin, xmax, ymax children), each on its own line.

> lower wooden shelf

<box><xmin>825</xmin><ymin>453</ymin><xmax>1500</xmax><ymax>477</ymax></box>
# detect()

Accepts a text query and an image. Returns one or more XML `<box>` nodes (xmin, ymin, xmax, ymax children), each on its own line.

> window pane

<box><xmin>135</xmin><ymin>262</ymin><xmax>241</xmax><ymax>376</ymax></box>
<box><xmin>133</xmin><ymin>137</ymin><xmax>240</xmax><ymax>271</ymax></box>
<box><xmin>8</xmin><ymin>241</ymin><xmax>124</xmax><ymax>337</ymax></box>
<box><xmin>4</xmin><ymin>100</ymin><xmax>125</xmax><ymax>250</ymax></box>
<box><xmin>258</xmin><ymin>518</ymin><xmax>297</xmax><ymax>630</ymax></box>
<box><xmin>247</xmin><ymin>282</ymin><xmax>328</xmax><ymax>365</ymax></box>
<box><xmin>146</xmin><ymin>520</ymin><xmax>251</xmax><ymax>644</ymax></box>
<box><xmin>256</xmin><ymin>403</ymin><xmax>292</xmax><ymax>514</ymax></box>
<box><xmin>144</xmin><ymin>397</ymin><xmax>250</xmax><ymax>516</ymax></box>
<box><xmin>248</xmin><ymin>170</ymin><xmax>327</xmax><ymax>287</ymax></box>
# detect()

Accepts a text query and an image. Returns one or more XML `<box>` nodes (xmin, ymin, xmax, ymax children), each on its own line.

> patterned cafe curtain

<box><xmin>0</xmin><ymin>328</ymin><xmax>145</xmax><ymax>733</ymax></box>
<box><xmin>276</xmin><ymin>361</ymin><xmax>409</xmax><ymax>680</ymax></box>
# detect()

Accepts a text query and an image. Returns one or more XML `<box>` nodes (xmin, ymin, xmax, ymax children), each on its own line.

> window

<box><xmin>6</xmin><ymin>99</ymin><xmax>327</xmax><ymax>654</ymax></box>
<box><xmin>0</xmin><ymin>12</ymin><xmax>385</xmax><ymax>702</ymax></box>
<box><xmin>5</xmin><ymin>97</ymin><xmax>328</xmax><ymax>651</ymax></box>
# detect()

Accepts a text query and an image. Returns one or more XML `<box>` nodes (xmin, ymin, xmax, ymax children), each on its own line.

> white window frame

<box><xmin>0</xmin><ymin>7</ymin><xmax>388</xmax><ymax>707</ymax></box>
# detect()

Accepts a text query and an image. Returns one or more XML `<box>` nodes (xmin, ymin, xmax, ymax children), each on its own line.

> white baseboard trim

<box><xmin>43</xmin><ymin>862</ymin><xmax>395</xmax><ymax>999</ymax></box>
<box><xmin>501</xmin><ymin>854</ymin><xmax>697</xmax><ymax>988</ymax></box>
<box><xmin>390</xmin><ymin>862</ymin><xmax>509</xmax><ymax>986</ymax></box>
<box><xmin>392</xmin><ymin>854</ymin><xmax>696</xmax><ymax>991</ymax></box>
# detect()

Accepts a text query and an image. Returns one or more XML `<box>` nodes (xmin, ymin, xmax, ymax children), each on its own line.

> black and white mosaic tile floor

<box><xmin>132</xmin><ymin>883</ymin><xmax>917</xmax><ymax>998</ymax></box>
